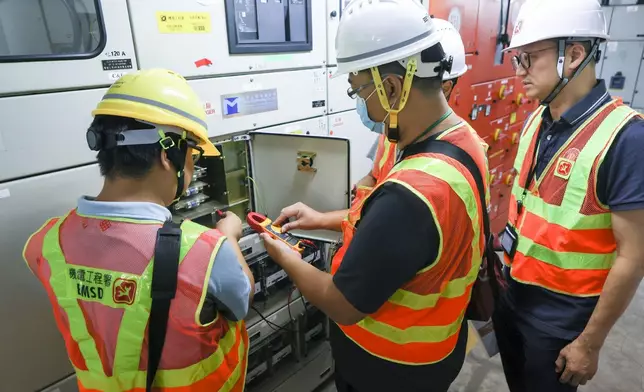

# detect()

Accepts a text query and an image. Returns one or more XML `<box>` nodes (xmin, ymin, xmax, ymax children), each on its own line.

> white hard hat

<box><xmin>333</xmin><ymin>0</ymin><xmax>446</xmax><ymax>79</ymax></box>
<box><xmin>432</xmin><ymin>18</ymin><xmax>468</xmax><ymax>80</ymax></box>
<box><xmin>505</xmin><ymin>0</ymin><xmax>609</xmax><ymax>52</ymax></box>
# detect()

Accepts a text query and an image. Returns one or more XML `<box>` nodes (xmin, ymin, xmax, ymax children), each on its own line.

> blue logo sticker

<box><xmin>223</xmin><ymin>97</ymin><xmax>239</xmax><ymax>115</ymax></box>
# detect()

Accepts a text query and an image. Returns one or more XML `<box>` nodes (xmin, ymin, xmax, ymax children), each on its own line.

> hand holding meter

<box><xmin>246</xmin><ymin>212</ymin><xmax>306</xmax><ymax>253</ymax></box>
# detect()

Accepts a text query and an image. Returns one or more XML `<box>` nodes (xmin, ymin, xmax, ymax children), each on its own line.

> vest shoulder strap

<box><xmin>147</xmin><ymin>219</ymin><xmax>182</xmax><ymax>392</ymax></box>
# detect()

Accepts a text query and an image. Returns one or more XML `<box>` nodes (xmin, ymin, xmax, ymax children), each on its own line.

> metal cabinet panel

<box><xmin>326</xmin><ymin>0</ymin><xmax>345</xmax><ymax>66</ymax></box>
<box><xmin>608</xmin><ymin>5</ymin><xmax>644</xmax><ymax>40</ymax></box>
<box><xmin>0</xmin><ymin>0</ymin><xmax>137</xmax><ymax>96</ymax></box>
<box><xmin>0</xmin><ymin>164</ymin><xmax>103</xmax><ymax>392</ymax></box>
<box><xmin>327</xmin><ymin>111</ymin><xmax>379</xmax><ymax>186</ymax></box>
<box><xmin>0</xmin><ymin>88</ymin><xmax>107</xmax><ymax>182</ymax></box>
<box><xmin>600</xmin><ymin>41</ymin><xmax>644</xmax><ymax>105</ymax></box>
<box><xmin>127</xmin><ymin>0</ymin><xmax>326</xmax><ymax>78</ymax></box>
<box><xmin>632</xmin><ymin>59</ymin><xmax>644</xmax><ymax>108</ymax></box>
<box><xmin>428</xmin><ymin>0</ymin><xmax>479</xmax><ymax>54</ymax></box>
<box><xmin>188</xmin><ymin>68</ymin><xmax>327</xmax><ymax>139</ymax></box>
<box><xmin>252</xmin><ymin>117</ymin><xmax>329</xmax><ymax>137</ymax></box>
<box><xmin>327</xmin><ymin>67</ymin><xmax>354</xmax><ymax>114</ymax></box>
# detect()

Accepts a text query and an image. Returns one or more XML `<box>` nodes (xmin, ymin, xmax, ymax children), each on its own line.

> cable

<box><xmin>246</xmin><ymin>176</ymin><xmax>267</xmax><ymax>215</ymax></box>
<box><xmin>250</xmin><ymin>304</ymin><xmax>296</xmax><ymax>333</ymax></box>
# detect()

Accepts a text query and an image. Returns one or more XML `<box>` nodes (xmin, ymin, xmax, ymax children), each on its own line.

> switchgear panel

<box><xmin>224</xmin><ymin>0</ymin><xmax>313</xmax><ymax>54</ymax></box>
<box><xmin>187</xmin><ymin>68</ymin><xmax>328</xmax><ymax>138</ymax></box>
<box><xmin>127</xmin><ymin>0</ymin><xmax>326</xmax><ymax>78</ymax></box>
<box><xmin>0</xmin><ymin>0</ymin><xmax>138</xmax><ymax>95</ymax></box>
<box><xmin>600</xmin><ymin>41</ymin><xmax>644</xmax><ymax>105</ymax></box>
<box><xmin>327</xmin><ymin>67</ymin><xmax>355</xmax><ymax>114</ymax></box>
<box><xmin>328</xmin><ymin>111</ymin><xmax>379</xmax><ymax>186</ymax></box>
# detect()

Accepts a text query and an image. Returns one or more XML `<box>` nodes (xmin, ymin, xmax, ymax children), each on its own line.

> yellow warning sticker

<box><xmin>156</xmin><ymin>11</ymin><xmax>211</xmax><ymax>34</ymax></box>
<box><xmin>510</xmin><ymin>112</ymin><xmax>517</xmax><ymax>124</ymax></box>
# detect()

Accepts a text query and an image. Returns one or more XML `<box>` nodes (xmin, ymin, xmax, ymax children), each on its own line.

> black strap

<box><xmin>147</xmin><ymin>220</ymin><xmax>182</xmax><ymax>392</ymax></box>
<box><xmin>423</xmin><ymin>140</ymin><xmax>500</xmax><ymax>296</ymax></box>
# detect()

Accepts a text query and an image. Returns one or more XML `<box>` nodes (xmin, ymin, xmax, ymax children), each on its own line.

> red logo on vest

<box><xmin>113</xmin><ymin>278</ymin><xmax>137</xmax><ymax>305</ymax></box>
<box><xmin>554</xmin><ymin>157</ymin><xmax>574</xmax><ymax>180</ymax></box>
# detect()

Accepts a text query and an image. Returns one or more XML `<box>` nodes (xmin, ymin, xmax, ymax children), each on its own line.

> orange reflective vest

<box><xmin>505</xmin><ymin>98</ymin><xmax>643</xmax><ymax>296</ymax></box>
<box><xmin>331</xmin><ymin>123</ymin><xmax>488</xmax><ymax>365</ymax></box>
<box><xmin>23</xmin><ymin>210</ymin><xmax>248</xmax><ymax>391</ymax></box>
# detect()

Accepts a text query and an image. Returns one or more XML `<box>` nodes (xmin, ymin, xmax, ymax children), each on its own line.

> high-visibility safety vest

<box><xmin>505</xmin><ymin>98</ymin><xmax>643</xmax><ymax>297</ymax></box>
<box><xmin>23</xmin><ymin>210</ymin><xmax>249</xmax><ymax>392</ymax></box>
<box><xmin>331</xmin><ymin>123</ymin><xmax>487</xmax><ymax>365</ymax></box>
<box><xmin>371</xmin><ymin>134</ymin><xmax>398</xmax><ymax>183</ymax></box>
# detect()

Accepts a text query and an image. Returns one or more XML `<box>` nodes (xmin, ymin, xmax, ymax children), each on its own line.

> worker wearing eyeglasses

<box><xmin>496</xmin><ymin>1</ymin><xmax>644</xmax><ymax>391</ymax></box>
<box><xmin>22</xmin><ymin>69</ymin><xmax>254</xmax><ymax>391</ymax></box>
<box><xmin>354</xmin><ymin>18</ymin><xmax>487</xmax><ymax>201</ymax></box>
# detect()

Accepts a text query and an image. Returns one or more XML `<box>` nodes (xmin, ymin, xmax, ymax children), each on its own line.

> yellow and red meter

<box><xmin>246</xmin><ymin>212</ymin><xmax>307</xmax><ymax>253</ymax></box>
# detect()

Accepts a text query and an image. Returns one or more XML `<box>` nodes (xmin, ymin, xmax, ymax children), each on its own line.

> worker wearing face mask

<box><xmin>258</xmin><ymin>1</ymin><xmax>490</xmax><ymax>391</ymax></box>
<box><xmin>352</xmin><ymin>18</ymin><xmax>488</xmax><ymax>205</ymax></box>
<box><xmin>22</xmin><ymin>69</ymin><xmax>253</xmax><ymax>392</ymax></box>
<box><xmin>496</xmin><ymin>0</ymin><xmax>644</xmax><ymax>391</ymax></box>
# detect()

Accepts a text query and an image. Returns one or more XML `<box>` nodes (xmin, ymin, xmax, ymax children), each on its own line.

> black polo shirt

<box><xmin>505</xmin><ymin>80</ymin><xmax>644</xmax><ymax>340</ymax></box>
<box><xmin>330</xmin><ymin>134</ymin><xmax>470</xmax><ymax>392</ymax></box>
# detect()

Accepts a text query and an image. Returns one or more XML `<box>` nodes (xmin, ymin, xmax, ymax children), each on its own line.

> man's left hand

<box><xmin>260</xmin><ymin>233</ymin><xmax>302</xmax><ymax>265</ymax></box>
<box><xmin>555</xmin><ymin>337</ymin><xmax>600</xmax><ymax>387</ymax></box>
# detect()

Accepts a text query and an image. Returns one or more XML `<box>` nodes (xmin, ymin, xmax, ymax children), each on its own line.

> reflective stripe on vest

<box><xmin>40</xmin><ymin>214</ymin><xmax>248</xmax><ymax>391</ymax></box>
<box><xmin>372</xmin><ymin>135</ymin><xmax>397</xmax><ymax>182</ymax></box>
<box><xmin>331</xmin><ymin>129</ymin><xmax>484</xmax><ymax>365</ymax></box>
<box><xmin>506</xmin><ymin>99</ymin><xmax>642</xmax><ymax>296</ymax></box>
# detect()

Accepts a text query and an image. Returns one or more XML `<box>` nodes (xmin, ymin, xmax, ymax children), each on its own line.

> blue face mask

<box><xmin>356</xmin><ymin>96</ymin><xmax>385</xmax><ymax>134</ymax></box>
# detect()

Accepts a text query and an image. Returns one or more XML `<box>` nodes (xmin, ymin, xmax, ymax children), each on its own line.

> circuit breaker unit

<box><xmin>224</xmin><ymin>0</ymin><xmax>313</xmax><ymax>54</ymax></box>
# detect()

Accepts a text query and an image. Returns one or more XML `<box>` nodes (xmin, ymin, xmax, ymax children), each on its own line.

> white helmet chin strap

<box><xmin>542</xmin><ymin>38</ymin><xmax>600</xmax><ymax>105</ymax></box>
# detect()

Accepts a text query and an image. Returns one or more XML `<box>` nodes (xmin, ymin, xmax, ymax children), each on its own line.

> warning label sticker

<box><xmin>156</xmin><ymin>12</ymin><xmax>212</xmax><ymax>34</ymax></box>
<box><xmin>102</xmin><ymin>59</ymin><xmax>133</xmax><ymax>71</ymax></box>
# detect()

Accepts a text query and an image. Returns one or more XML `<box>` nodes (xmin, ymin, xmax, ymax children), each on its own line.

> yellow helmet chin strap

<box><xmin>370</xmin><ymin>57</ymin><xmax>418</xmax><ymax>143</ymax></box>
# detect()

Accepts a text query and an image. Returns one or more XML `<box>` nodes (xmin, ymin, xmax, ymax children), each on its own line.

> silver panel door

<box><xmin>0</xmin><ymin>164</ymin><xmax>102</xmax><ymax>392</ymax></box>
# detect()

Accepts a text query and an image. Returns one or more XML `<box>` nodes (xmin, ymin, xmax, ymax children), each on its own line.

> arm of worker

<box><xmin>274</xmin><ymin>202</ymin><xmax>348</xmax><ymax>233</ymax></box>
<box><xmin>556</xmin><ymin>119</ymin><xmax>644</xmax><ymax>387</ymax></box>
<box><xmin>202</xmin><ymin>212</ymin><xmax>255</xmax><ymax>323</ymax></box>
<box><xmin>262</xmin><ymin>182</ymin><xmax>438</xmax><ymax>325</ymax></box>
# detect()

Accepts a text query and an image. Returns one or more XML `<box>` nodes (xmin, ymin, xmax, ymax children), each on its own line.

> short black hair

<box><xmin>92</xmin><ymin>115</ymin><xmax>162</xmax><ymax>179</ymax></box>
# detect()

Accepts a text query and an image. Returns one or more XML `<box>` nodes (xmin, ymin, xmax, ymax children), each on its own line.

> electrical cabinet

<box><xmin>428</xmin><ymin>0</ymin><xmax>480</xmax><ymax>53</ymax></box>
<box><xmin>607</xmin><ymin>5</ymin><xmax>644</xmax><ymax>41</ymax></box>
<box><xmin>0</xmin><ymin>88</ymin><xmax>107</xmax><ymax>182</ymax></box>
<box><xmin>187</xmin><ymin>68</ymin><xmax>328</xmax><ymax>138</ymax></box>
<box><xmin>127</xmin><ymin>0</ymin><xmax>326</xmax><ymax>78</ymax></box>
<box><xmin>326</xmin><ymin>0</ymin><xmax>346</xmax><ymax>66</ymax></box>
<box><xmin>0</xmin><ymin>164</ymin><xmax>103</xmax><ymax>392</ymax></box>
<box><xmin>632</xmin><ymin>60</ymin><xmax>644</xmax><ymax>109</ymax></box>
<box><xmin>600</xmin><ymin>41</ymin><xmax>644</xmax><ymax>105</ymax></box>
<box><xmin>328</xmin><ymin>111</ymin><xmax>379</xmax><ymax>186</ymax></box>
<box><xmin>327</xmin><ymin>67</ymin><xmax>355</xmax><ymax>114</ymax></box>
<box><xmin>253</xmin><ymin>117</ymin><xmax>329</xmax><ymax>137</ymax></box>
<box><xmin>0</xmin><ymin>0</ymin><xmax>137</xmax><ymax>96</ymax></box>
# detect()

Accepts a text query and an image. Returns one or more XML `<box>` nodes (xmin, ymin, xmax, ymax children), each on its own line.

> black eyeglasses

<box><xmin>511</xmin><ymin>46</ymin><xmax>557</xmax><ymax>71</ymax></box>
<box><xmin>347</xmin><ymin>80</ymin><xmax>375</xmax><ymax>99</ymax></box>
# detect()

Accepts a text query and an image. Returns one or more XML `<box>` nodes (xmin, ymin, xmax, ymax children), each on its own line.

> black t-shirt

<box><xmin>330</xmin><ymin>181</ymin><xmax>468</xmax><ymax>392</ymax></box>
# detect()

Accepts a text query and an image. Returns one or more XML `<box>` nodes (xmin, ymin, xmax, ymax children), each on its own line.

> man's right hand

<box><xmin>216</xmin><ymin>211</ymin><xmax>243</xmax><ymax>241</ymax></box>
<box><xmin>273</xmin><ymin>202</ymin><xmax>325</xmax><ymax>232</ymax></box>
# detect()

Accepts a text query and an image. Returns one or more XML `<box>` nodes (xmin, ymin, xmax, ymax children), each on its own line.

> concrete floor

<box><xmin>318</xmin><ymin>282</ymin><xmax>644</xmax><ymax>392</ymax></box>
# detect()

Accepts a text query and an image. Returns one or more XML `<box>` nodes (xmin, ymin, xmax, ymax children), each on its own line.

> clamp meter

<box><xmin>246</xmin><ymin>212</ymin><xmax>306</xmax><ymax>253</ymax></box>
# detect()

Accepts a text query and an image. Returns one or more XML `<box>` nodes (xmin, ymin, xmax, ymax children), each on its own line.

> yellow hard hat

<box><xmin>92</xmin><ymin>68</ymin><xmax>220</xmax><ymax>157</ymax></box>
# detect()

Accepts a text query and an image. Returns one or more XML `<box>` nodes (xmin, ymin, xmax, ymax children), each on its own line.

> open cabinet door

<box><xmin>249</xmin><ymin>132</ymin><xmax>350</xmax><ymax>243</ymax></box>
